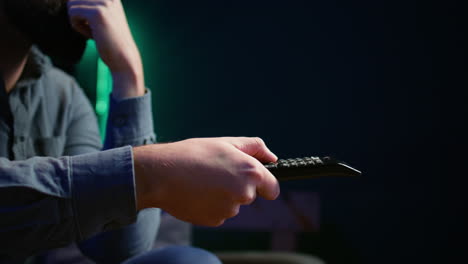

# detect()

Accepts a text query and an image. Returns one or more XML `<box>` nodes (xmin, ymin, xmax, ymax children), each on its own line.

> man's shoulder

<box><xmin>30</xmin><ymin>65</ymin><xmax>95</xmax><ymax>125</ymax></box>
<box><xmin>41</xmin><ymin>66</ymin><xmax>78</xmax><ymax>89</ymax></box>
<box><xmin>38</xmin><ymin>66</ymin><xmax>88</xmax><ymax>102</ymax></box>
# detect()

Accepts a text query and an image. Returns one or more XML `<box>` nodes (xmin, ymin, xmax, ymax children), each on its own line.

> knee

<box><xmin>123</xmin><ymin>246</ymin><xmax>222</xmax><ymax>264</ymax></box>
<box><xmin>79</xmin><ymin>208</ymin><xmax>161</xmax><ymax>264</ymax></box>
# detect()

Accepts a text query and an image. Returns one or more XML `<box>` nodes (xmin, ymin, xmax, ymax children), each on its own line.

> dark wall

<box><xmin>120</xmin><ymin>1</ymin><xmax>462</xmax><ymax>263</ymax></box>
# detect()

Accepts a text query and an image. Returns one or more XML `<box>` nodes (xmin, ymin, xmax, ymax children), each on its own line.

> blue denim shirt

<box><xmin>0</xmin><ymin>47</ymin><xmax>158</xmax><ymax>259</ymax></box>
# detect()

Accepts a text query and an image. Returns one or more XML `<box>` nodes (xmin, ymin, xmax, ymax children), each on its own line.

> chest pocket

<box><xmin>13</xmin><ymin>136</ymin><xmax>66</xmax><ymax>159</ymax></box>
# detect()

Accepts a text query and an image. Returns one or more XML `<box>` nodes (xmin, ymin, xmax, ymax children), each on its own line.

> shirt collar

<box><xmin>15</xmin><ymin>46</ymin><xmax>52</xmax><ymax>88</ymax></box>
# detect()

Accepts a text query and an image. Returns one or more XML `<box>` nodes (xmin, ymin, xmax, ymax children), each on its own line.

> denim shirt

<box><xmin>0</xmin><ymin>47</ymin><xmax>157</xmax><ymax>259</ymax></box>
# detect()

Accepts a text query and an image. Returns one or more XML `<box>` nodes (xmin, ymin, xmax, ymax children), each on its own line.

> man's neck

<box><xmin>0</xmin><ymin>49</ymin><xmax>30</xmax><ymax>94</ymax></box>
<box><xmin>0</xmin><ymin>11</ymin><xmax>32</xmax><ymax>93</ymax></box>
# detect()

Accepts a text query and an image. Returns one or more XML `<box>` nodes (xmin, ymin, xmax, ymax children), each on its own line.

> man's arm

<box><xmin>67</xmin><ymin>0</ymin><xmax>156</xmax><ymax>149</ymax></box>
<box><xmin>65</xmin><ymin>1</ymin><xmax>159</xmax><ymax>261</ymax></box>
<box><xmin>63</xmin><ymin>78</ymin><xmax>160</xmax><ymax>262</ymax></box>
<box><xmin>0</xmin><ymin>137</ymin><xmax>279</xmax><ymax>257</ymax></box>
<box><xmin>0</xmin><ymin>147</ymin><xmax>136</xmax><ymax>257</ymax></box>
<box><xmin>103</xmin><ymin>91</ymin><xmax>156</xmax><ymax>149</ymax></box>
<box><xmin>67</xmin><ymin>0</ymin><xmax>145</xmax><ymax>100</ymax></box>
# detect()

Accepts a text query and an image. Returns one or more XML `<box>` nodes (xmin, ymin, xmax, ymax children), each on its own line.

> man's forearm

<box><xmin>111</xmin><ymin>68</ymin><xmax>146</xmax><ymax>100</ymax></box>
<box><xmin>68</xmin><ymin>0</ymin><xmax>145</xmax><ymax>100</ymax></box>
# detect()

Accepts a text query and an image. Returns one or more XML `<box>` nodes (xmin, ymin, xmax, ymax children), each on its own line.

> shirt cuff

<box><xmin>70</xmin><ymin>146</ymin><xmax>137</xmax><ymax>241</ymax></box>
<box><xmin>105</xmin><ymin>89</ymin><xmax>156</xmax><ymax>148</ymax></box>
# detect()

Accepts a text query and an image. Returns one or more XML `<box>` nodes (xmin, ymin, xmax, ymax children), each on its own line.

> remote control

<box><xmin>264</xmin><ymin>156</ymin><xmax>361</xmax><ymax>181</ymax></box>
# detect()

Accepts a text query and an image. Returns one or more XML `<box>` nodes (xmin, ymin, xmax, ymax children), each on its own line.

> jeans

<box><xmin>123</xmin><ymin>246</ymin><xmax>222</xmax><ymax>264</ymax></box>
<box><xmin>78</xmin><ymin>209</ymin><xmax>221</xmax><ymax>264</ymax></box>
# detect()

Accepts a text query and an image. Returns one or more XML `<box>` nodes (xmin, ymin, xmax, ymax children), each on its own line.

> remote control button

<box><xmin>322</xmin><ymin>156</ymin><xmax>333</xmax><ymax>164</ymax></box>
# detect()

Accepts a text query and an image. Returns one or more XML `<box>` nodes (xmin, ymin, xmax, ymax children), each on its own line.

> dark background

<box><xmin>75</xmin><ymin>0</ymin><xmax>464</xmax><ymax>263</ymax></box>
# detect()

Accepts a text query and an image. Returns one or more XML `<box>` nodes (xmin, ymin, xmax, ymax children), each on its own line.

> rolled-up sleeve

<box><xmin>71</xmin><ymin>146</ymin><xmax>136</xmax><ymax>238</ymax></box>
<box><xmin>104</xmin><ymin>90</ymin><xmax>156</xmax><ymax>149</ymax></box>
<box><xmin>0</xmin><ymin>146</ymin><xmax>137</xmax><ymax>257</ymax></box>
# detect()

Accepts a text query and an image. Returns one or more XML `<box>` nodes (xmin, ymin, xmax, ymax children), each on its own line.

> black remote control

<box><xmin>265</xmin><ymin>156</ymin><xmax>361</xmax><ymax>181</ymax></box>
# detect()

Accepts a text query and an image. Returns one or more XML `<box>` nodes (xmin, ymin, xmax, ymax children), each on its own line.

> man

<box><xmin>0</xmin><ymin>0</ymin><xmax>280</xmax><ymax>263</ymax></box>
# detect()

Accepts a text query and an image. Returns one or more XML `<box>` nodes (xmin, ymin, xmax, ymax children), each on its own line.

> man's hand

<box><xmin>133</xmin><ymin>137</ymin><xmax>280</xmax><ymax>227</ymax></box>
<box><xmin>68</xmin><ymin>0</ymin><xmax>144</xmax><ymax>99</ymax></box>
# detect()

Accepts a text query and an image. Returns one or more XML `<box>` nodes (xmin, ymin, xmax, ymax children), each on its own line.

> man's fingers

<box><xmin>224</xmin><ymin>137</ymin><xmax>280</xmax><ymax>200</ymax></box>
<box><xmin>237</xmin><ymin>184</ymin><xmax>257</xmax><ymax>205</ymax></box>
<box><xmin>68</xmin><ymin>5</ymin><xmax>98</xmax><ymax>37</ymax></box>
<box><xmin>237</xmin><ymin>152</ymin><xmax>280</xmax><ymax>201</ymax></box>
<box><xmin>69</xmin><ymin>17</ymin><xmax>92</xmax><ymax>38</ymax></box>
<box><xmin>255</xmin><ymin>162</ymin><xmax>280</xmax><ymax>200</ymax></box>
<box><xmin>67</xmin><ymin>0</ymin><xmax>112</xmax><ymax>27</ymax></box>
<box><xmin>226</xmin><ymin>137</ymin><xmax>278</xmax><ymax>163</ymax></box>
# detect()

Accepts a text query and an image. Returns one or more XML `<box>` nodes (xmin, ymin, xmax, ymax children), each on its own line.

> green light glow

<box><xmin>96</xmin><ymin>56</ymin><xmax>112</xmax><ymax>141</ymax></box>
<box><xmin>82</xmin><ymin>39</ymin><xmax>112</xmax><ymax>141</ymax></box>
